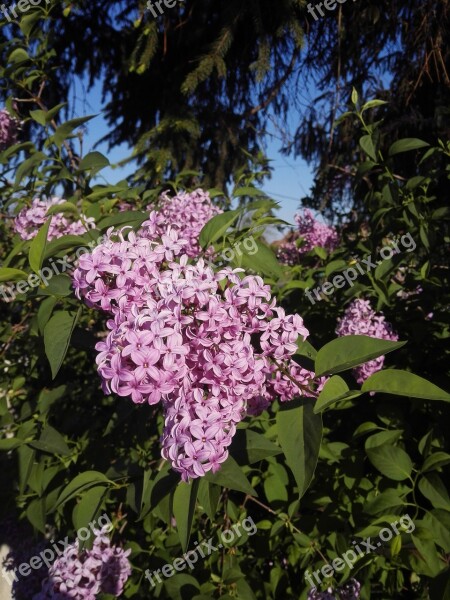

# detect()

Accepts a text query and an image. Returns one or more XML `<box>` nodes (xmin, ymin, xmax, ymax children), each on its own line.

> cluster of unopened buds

<box><xmin>73</xmin><ymin>203</ymin><xmax>323</xmax><ymax>481</ymax></box>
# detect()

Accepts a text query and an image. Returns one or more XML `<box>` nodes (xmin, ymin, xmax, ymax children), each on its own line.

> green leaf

<box><xmin>233</xmin><ymin>186</ymin><xmax>267</xmax><ymax>198</ymax></box>
<box><xmin>229</xmin><ymin>429</ymin><xmax>282</xmax><ymax>465</ymax></box>
<box><xmin>173</xmin><ymin>479</ymin><xmax>199</xmax><ymax>552</ymax></box>
<box><xmin>205</xmin><ymin>455</ymin><xmax>256</xmax><ymax>495</ymax></box>
<box><xmin>28</xmin><ymin>425</ymin><xmax>70</xmax><ymax>455</ymax></box>
<box><xmin>0</xmin><ymin>267</ymin><xmax>28</xmax><ymax>282</ymax></box>
<box><xmin>14</xmin><ymin>151</ymin><xmax>46</xmax><ymax>186</ymax></box>
<box><xmin>78</xmin><ymin>151</ymin><xmax>110</xmax><ymax>171</ymax></box>
<box><xmin>29</xmin><ymin>218</ymin><xmax>52</xmax><ymax>274</ymax></box>
<box><xmin>44</xmin><ymin>309</ymin><xmax>80</xmax><ymax>379</ymax></box>
<box><xmin>315</xmin><ymin>336</ymin><xmax>406</xmax><ymax>377</ymax></box>
<box><xmin>361</xmin><ymin>99</ymin><xmax>387</xmax><ymax>112</ymax></box>
<box><xmin>54</xmin><ymin>471</ymin><xmax>110</xmax><ymax>510</ymax></box>
<box><xmin>0</xmin><ymin>438</ymin><xmax>22</xmax><ymax>450</ymax></box>
<box><xmin>38</xmin><ymin>274</ymin><xmax>72</xmax><ymax>297</ymax></box>
<box><xmin>325</xmin><ymin>260</ymin><xmax>347</xmax><ymax>277</ymax></box>
<box><xmin>37</xmin><ymin>297</ymin><xmax>57</xmax><ymax>334</ymax></box>
<box><xmin>97</xmin><ymin>211</ymin><xmax>148</xmax><ymax>231</ymax></box>
<box><xmin>37</xmin><ymin>385</ymin><xmax>66</xmax><ymax>414</ymax></box>
<box><xmin>164</xmin><ymin>574</ymin><xmax>200</xmax><ymax>600</ymax></box>
<box><xmin>197</xmin><ymin>480</ymin><xmax>221</xmax><ymax>520</ymax></box>
<box><xmin>422</xmin><ymin>452</ymin><xmax>450</xmax><ymax>473</ymax></box>
<box><xmin>51</xmin><ymin>115</ymin><xmax>97</xmax><ymax>148</ymax></box>
<box><xmin>276</xmin><ymin>398</ymin><xmax>322</xmax><ymax>497</ymax></box>
<box><xmin>366</xmin><ymin>445</ymin><xmax>413</xmax><ymax>481</ymax></box>
<box><xmin>44</xmin><ymin>234</ymin><xmax>89</xmax><ymax>259</ymax></box>
<box><xmin>364</xmin><ymin>490</ymin><xmax>405</xmax><ymax>515</ymax></box>
<box><xmin>26</xmin><ymin>498</ymin><xmax>46</xmax><ymax>534</ymax></box>
<box><xmin>72</xmin><ymin>486</ymin><xmax>107</xmax><ymax>544</ymax></box>
<box><xmin>45</xmin><ymin>201</ymin><xmax>79</xmax><ymax>217</ymax></box>
<box><xmin>295</xmin><ymin>338</ymin><xmax>317</xmax><ymax>361</ymax></box>
<box><xmin>199</xmin><ymin>209</ymin><xmax>241</xmax><ymax>248</ymax></box>
<box><xmin>29</xmin><ymin>110</ymin><xmax>47</xmax><ymax>126</ymax></box>
<box><xmin>239</xmin><ymin>240</ymin><xmax>282</xmax><ymax>279</ymax></box>
<box><xmin>359</xmin><ymin>134</ymin><xmax>377</xmax><ymax>161</ymax></box>
<box><xmin>388</xmin><ymin>138</ymin><xmax>430</xmax><ymax>156</ymax></box>
<box><xmin>418</xmin><ymin>473</ymin><xmax>450</xmax><ymax>510</ymax></box>
<box><xmin>314</xmin><ymin>376</ymin><xmax>362</xmax><ymax>413</ymax></box>
<box><xmin>362</xmin><ymin>370</ymin><xmax>450</xmax><ymax>402</ymax></box>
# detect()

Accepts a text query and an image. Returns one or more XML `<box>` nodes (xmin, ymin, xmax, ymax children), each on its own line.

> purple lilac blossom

<box><xmin>73</xmin><ymin>213</ymin><xmax>323</xmax><ymax>481</ymax></box>
<box><xmin>335</xmin><ymin>298</ymin><xmax>398</xmax><ymax>384</ymax></box>
<box><xmin>278</xmin><ymin>209</ymin><xmax>339</xmax><ymax>264</ymax></box>
<box><xmin>13</xmin><ymin>197</ymin><xmax>95</xmax><ymax>241</ymax></box>
<box><xmin>143</xmin><ymin>188</ymin><xmax>222</xmax><ymax>258</ymax></box>
<box><xmin>0</xmin><ymin>108</ymin><xmax>18</xmax><ymax>151</ymax></box>
<box><xmin>33</xmin><ymin>527</ymin><xmax>131</xmax><ymax>599</ymax></box>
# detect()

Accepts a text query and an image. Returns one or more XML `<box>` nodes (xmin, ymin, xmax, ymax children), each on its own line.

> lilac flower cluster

<box><xmin>278</xmin><ymin>209</ymin><xmax>339</xmax><ymax>265</ymax></box>
<box><xmin>33</xmin><ymin>527</ymin><xmax>131</xmax><ymax>600</ymax></box>
<box><xmin>73</xmin><ymin>214</ymin><xmax>321</xmax><ymax>481</ymax></box>
<box><xmin>307</xmin><ymin>579</ymin><xmax>361</xmax><ymax>600</ymax></box>
<box><xmin>336</xmin><ymin>299</ymin><xmax>398</xmax><ymax>384</ymax></box>
<box><xmin>0</xmin><ymin>108</ymin><xmax>18</xmax><ymax>151</ymax></box>
<box><xmin>149</xmin><ymin>188</ymin><xmax>222</xmax><ymax>257</ymax></box>
<box><xmin>13</xmin><ymin>197</ymin><xmax>95</xmax><ymax>241</ymax></box>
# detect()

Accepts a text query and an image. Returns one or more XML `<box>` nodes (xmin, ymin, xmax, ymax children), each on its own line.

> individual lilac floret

<box><xmin>13</xmin><ymin>197</ymin><xmax>95</xmax><ymax>241</ymax></box>
<box><xmin>0</xmin><ymin>108</ymin><xmax>18</xmax><ymax>151</ymax></box>
<box><xmin>336</xmin><ymin>298</ymin><xmax>398</xmax><ymax>384</ymax></box>
<box><xmin>278</xmin><ymin>209</ymin><xmax>339</xmax><ymax>264</ymax></box>
<box><xmin>33</xmin><ymin>527</ymin><xmax>131</xmax><ymax>600</ymax></box>
<box><xmin>141</xmin><ymin>188</ymin><xmax>222</xmax><ymax>258</ymax></box>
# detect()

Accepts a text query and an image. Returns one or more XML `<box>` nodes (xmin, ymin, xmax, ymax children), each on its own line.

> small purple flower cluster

<box><xmin>73</xmin><ymin>212</ymin><xmax>321</xmax><ymax>481</ymax></box>
<box><xmin>278</xmin><ymin>209</ymin><xmax>339</xmax><ymax>264</ymax></box>
<box><xmin>148</xmin><ymin>188</ymin><xmax>222</xmax><ymax>257</ymax></box>
<box><xmin>33</xmin><ymin>527</ymin><xmax>131</xmax><ymax>600</ymax></box>
<box><xmin>336</xmin><ymin>299</ymin><xmax>398</xmax><ymax>384</ymax></box>
<box><xmin>0</xmin><ymin>108</ymin><xmax>18</xmax><ymax>151</ymax></box>
<box><xmin>307</xmin><ymin>579</ymin><xmax>361</xmax><ymax>600</ymax></box>
<box><xmin>13</xmin><ymin>197</ymin><xmax>95</xmax><ymax>241</ymax></box>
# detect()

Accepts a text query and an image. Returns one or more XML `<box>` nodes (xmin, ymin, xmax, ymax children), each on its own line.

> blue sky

<box><xmin>70</xmin><ymin>77</ymin><xmax>315</xmax><ymax>227</ymax></box>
